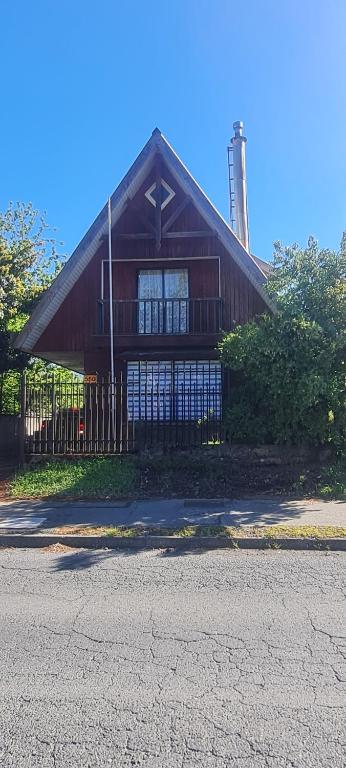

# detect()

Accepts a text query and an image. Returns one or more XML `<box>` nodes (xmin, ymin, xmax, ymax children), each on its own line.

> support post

<box><xmin>19</xmin><ymin>372</ymin><xmax>26</xmax><ymax>467</ymax></box>
<box><xmin>108</xmin><ymin>197</ymin><xmax>115</xmax><ymax>385</ymax></box>
<box><xmin>108</xmin><ymin>197</ymin><xmax>116</xmax><ymax>439</ymax></box>
<box><xmin>51</xmin><ymin>379</ymin><xmax>56</xmax><ymax>455</ymax></box>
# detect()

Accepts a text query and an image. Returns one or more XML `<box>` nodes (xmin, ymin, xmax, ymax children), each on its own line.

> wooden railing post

<box><xmin>19</xmin><ymin>372</ymin><xmax>26</xmax><ymax>467</ymax></box>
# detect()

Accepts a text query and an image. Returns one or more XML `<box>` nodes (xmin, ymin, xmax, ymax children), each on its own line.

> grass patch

<box><xmin>102</xmin><ymin>523</ymin><xmax>346</xmax><ymax>539</ymax></box>
<box><xmin>105</xmin><ymin>526</ymin><xmax>138</xmax><ymax>538</ymax></box>
<box><xmin>9</xmin><ymin>457</ymin><xmax>138</xmax><ymax>499</ymax></box>
<box><xmin>258</xmin><ymin>525</ymin><xmax>346</xmax><ymax>539</ymax></box>
<box><xmin>49</xmin><ymin>523</ymin><xmax>346</xmax><ymax>539</ymax></box>
<box><xmin>49</xmin><ymin>525</ymin><xmax>140</xmax><ymax>537</ymax></box>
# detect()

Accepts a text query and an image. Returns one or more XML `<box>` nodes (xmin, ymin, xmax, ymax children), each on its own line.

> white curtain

<box><xmin>138</xmin><ymin>270</ymin><xmax>163</xmax><ymax>333</ymax></box>
<box><xmin>127</xmin><ymin>360</ymin><xmax>222</xmax><ymax>422</ymax></box>
<box><xmin>138</xmin><ymin>269</ymin><xmax>189</xmax><ymax>334</ymax></box>
<box><xmin>164</xmin><ymin>269</ymin><xmax>188</xmax><ymax>333</ymax></box>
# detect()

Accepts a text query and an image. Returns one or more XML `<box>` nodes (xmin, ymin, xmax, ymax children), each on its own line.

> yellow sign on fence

<box><xmin>84</xmin><ymin>374</ymin><xmax>98</xmax><ymax>384</ymax></box>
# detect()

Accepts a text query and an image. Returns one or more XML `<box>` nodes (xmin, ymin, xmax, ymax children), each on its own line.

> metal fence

<box><xmin>97</xmin><ymin>297</ymin><xmax>223</xmax><ymax>335</ymax></box>
<box><xmin>23</xmin><ymin>367</ymin><xmax>223</xmax><ymax>455</ymax></box>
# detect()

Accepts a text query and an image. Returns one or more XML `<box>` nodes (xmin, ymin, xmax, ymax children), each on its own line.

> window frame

<box><xmin>137</xmin><ymin>267</ymin><xmax>190</xmax><ymax>300</ymax></box>
<box><xmin>127</xmin><ymin>360</ymin><xmax>222</xmax><ymax>422</ymax></box>
<box><xmin>137</xmin><ymin>267</ymin><xmax>189</xmax><ymax>335</ymax></box>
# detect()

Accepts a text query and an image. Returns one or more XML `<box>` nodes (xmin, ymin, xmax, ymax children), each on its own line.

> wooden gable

<box><xmin>18</xmin><ymin>130</ymin><xmax>271</xmax><ymax>373</ymax></box>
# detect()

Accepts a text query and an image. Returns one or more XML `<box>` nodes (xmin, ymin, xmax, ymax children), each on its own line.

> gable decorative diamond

<box><xmin>145</xmin><ymin>179</ymin><xmax>175</xmax><ymax>210</ymax></box>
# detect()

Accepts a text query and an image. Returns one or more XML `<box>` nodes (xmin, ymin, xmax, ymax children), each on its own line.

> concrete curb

<box><xmin>0</xmin><ymin>534</ymin><xmax>345</xmax><ymax>551</ymax></box>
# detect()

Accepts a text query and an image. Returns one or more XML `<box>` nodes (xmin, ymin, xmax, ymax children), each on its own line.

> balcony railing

<box><xmin>97</xmin><ymin>298</ymin><xmax>223</xmax><ymax>336</ymax></box>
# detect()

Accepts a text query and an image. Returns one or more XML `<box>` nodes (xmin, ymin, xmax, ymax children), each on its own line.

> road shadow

<box><xmin>51</xmin><ymin>549</ymin><xmax>116</xmax><ymax>571</ymax></box>
<box><xmin>51</xmin><ymin>544</ymin><xmax>209</xmax><ymax>572</ymax></box>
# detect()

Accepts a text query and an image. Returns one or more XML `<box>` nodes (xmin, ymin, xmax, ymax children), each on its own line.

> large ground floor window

<box><xmin>127</xmin><ymin>360</ymin><xmax>222</xmax><ymax>421</ymax></box>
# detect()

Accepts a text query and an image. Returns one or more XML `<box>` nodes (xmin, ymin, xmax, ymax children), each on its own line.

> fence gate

<box><xmin>23</xmin><ymin>364</ymin><xmax>223</xmax><ymax>455</ymax></box>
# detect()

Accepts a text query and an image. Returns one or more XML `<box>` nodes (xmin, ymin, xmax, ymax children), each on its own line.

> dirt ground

<box><xmin>0</xmin><ymin>460</ymin><xmax>17</xmax><ymax>499</ymax></box>
<box><xmin>137</xmin><ymin>455</ymin><xmax>324</xmax><ymax>498</ymax></box>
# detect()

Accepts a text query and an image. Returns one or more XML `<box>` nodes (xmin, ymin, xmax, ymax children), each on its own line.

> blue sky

<box><xmin>1</xmin><ymin>0</ymin><xmax>346</xmax><ymax>261</ymax></box>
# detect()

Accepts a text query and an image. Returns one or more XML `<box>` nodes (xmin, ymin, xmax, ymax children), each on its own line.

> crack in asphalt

<box><xmin>0</xmin><ymin>549</ymin><xmax>345</xmax><ymax>767</ymax></box>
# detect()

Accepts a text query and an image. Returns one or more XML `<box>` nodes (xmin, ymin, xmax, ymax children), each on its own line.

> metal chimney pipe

<box><xmin>231</xmin><ymin>120</ymin><xmax>249</xmax><ymax>251</ymax></box>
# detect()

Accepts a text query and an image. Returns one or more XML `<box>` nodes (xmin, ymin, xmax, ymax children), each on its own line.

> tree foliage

<box><xmin>219</xmin><ymin>237</ymin><xmax>346</xmax><ymax>448</ymax></box>
<box><xmin>0</xmin><ymin>202</ymin><xmax>62</xmax><ymax>324</ymax></box>
<box><xmin>0</xmin><ymin>202</ymin><xmax>67</xmax><ymax>413</ymax></box>
<box><xmin>0</xmin><ymin>201</ymin><xmax>64</xmax><ymax>370</ymax></box>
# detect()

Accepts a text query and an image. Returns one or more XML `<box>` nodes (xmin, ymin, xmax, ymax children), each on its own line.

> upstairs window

<box><xmin>138</xmin><ymin>268</ymin><xmax>189</xmax><ymax>334</ymax></box>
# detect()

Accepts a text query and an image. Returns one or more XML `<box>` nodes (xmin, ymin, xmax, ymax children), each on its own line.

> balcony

<box><xmin>97</xmin><ymin>297</ymin><xmax>223</xmax><ymax>336</ymax></box>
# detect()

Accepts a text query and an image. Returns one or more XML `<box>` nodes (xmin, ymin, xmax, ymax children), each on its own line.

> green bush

<box><xmin>219</xmin><ymin>237</ymin><xmax>346</xmax><ymax>448</ymax></box>
<box><xmin>317</xmin><ymin>458</ymin><xmax>346</xmax><ymax>498</ymax></box>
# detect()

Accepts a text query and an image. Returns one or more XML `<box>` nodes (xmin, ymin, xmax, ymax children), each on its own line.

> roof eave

<box><xmin>15</xmin><ymin>132</ymin><xmax>159</xmax><ymax>352</ymax></box>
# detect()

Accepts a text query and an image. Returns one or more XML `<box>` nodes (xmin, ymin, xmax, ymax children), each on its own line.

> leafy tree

<box><xmin>0</xmin><ymin>202</ymin><xmax>62</xmax><ymax>325</ymax></box>
<box><xmin>0</xmin><ymin>202</ymin><xmax>66</xmax><ymax>413</ymax></box>
<box><xmin>267</xmin><ymin>236</ymin><xmax>346</xmax><ymax>334</ymax></box>
<box><xmin>219</xmin><ymin>236</ymin><xmax>346</xmax><ymax>448</ymax></box>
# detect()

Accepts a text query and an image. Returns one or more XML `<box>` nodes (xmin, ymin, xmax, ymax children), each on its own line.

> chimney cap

<box><xmin>233</xmin><ymin>120</ymin><xmax>245</xmax><ymax>138</ymax></box>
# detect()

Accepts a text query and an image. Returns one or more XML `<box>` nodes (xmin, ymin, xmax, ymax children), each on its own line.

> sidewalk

<box><xmin>0</xmin><ymin>496</ymin><xmax>345</xmax><ymax>532</ymax></box>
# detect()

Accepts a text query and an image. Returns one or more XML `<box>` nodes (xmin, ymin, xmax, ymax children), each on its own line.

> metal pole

<box><xmin>108</xmin><ymin>197</ymin><xmax>116</xmax><ymax>440</ymax></box>
<box><xmin>108</xmin><ymin>197</ymin><xmax>115</xmax><ymax>383</ymax></box>
<box><xmin>19</xmin><ymin>372</ymin><xmax>26</xmax><ymax>467</ymax></box>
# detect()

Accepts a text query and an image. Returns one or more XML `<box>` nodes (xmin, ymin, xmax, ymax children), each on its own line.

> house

<box><xmin>16</xmin><ymin>124</ymin><xmax>273</xmax><ymax>451</ymax></box>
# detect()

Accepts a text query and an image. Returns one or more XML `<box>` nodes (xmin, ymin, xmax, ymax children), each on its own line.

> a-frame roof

<box><xmin>16</xmin><ymin>128</ymin><xmax>274</xmax><ymax>353</ymax></box>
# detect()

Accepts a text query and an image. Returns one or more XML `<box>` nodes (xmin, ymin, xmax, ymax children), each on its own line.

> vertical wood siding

<box><xmin>33</xmin><ymin>160</ymin><xmax>269</xmax><ymax>369</ymax></box>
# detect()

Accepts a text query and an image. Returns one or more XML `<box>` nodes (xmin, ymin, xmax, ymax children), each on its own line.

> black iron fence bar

<box><xmin>23</xmin><ymin>373</ymin><xmax>223</xmax><ymax>455</ymax></box>
<box><xmin>97</xmin><ymin>297</ymin><xmax>223</xmax><ymax>335</ymax></box>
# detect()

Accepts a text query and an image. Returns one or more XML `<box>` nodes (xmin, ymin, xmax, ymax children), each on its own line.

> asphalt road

<box><xmin>0</xmin><ymin>548</ymin><xmax>345</xmax><ymax>767</ymax></box>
